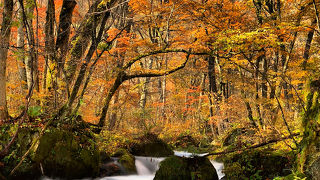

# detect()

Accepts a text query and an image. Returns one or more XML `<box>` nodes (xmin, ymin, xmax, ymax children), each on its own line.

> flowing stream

<box><xmin>101</xmin><ymin>156</ymin><xmax>165</xmax><ymax>180</ymax></box>
<box><xmin>42</xmin><ymin>151</ymin><xmax>224</xmax><ymax>180</ymax></box>
<box><xmin>102</xmin><ymin>151</ymin><xmax>225</xmax><ymax>180</ymax></box>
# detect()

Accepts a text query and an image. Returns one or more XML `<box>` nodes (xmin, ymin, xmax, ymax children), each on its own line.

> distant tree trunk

<box><xmin>302</xmin><ymin>19</ymin><xmax>316</xmax><ymax>70</ymax></box>
<box><xmin>270</xmin><ymin>50</ymin><xmax>279</xmax><ymax>99</ymax></box>
<box><xmin>253</xmin><ymin>0</ymin><xmax>263</xmax><ymax>24</ymax></box>
<box><xmin>161</xmin><ymin>64</ymin><xmax>167</xmax><ymax>120</ymax></box>
<box><xmin>44</xmin><ymin>0</ymin><xmax>55</xmax><ymax>91</ymax></box>
<box><xmin>198</xmin><ymin>73</ymin><xmax>206</xmax><ymax>127</ymax></box>
<box><xmin>24</xmin><ymin>2</ymin><xmax>39</xmax><ymax>92</ymax></box>
<box><xmin>261</xmin><ymin>57</ymin><xmax>268</xmax><ymax>98</ymax></box>
<box><xmin>255</xmin><ymin>55</ymin><xmax>264</xmax><ymax>128</ymax></box>
<box><xmin>139</xmin><ymin>58</ymin><xmax>153</xmax><ymax>109</ymax></box>
<box><xmin>157</xmin><ymin>60</ymin><xmax>167</xmax><ymax>122</ymax></box>
<box><xmin>108</xmin><ymin>90</ymin><xmax>120</xmax><ymax>131</ymax></box>
<box><xmin>17</xmin><ymin>0</ymin><xmax>27</xmax><ymax>90</ymax></box>
<box><xmin>0</xmin><ymin>0</ymin><xmax>14</xmax><ymax>121</ymax></box>
<box><xmin>208</xmin><ymin>55</ymin><xmax>218</xmax><ymax>136</ymax></box>
<box><xmin>238</xmin><ymin>67</ymin><xmax>257</xmax><ymax>128</ymax></box>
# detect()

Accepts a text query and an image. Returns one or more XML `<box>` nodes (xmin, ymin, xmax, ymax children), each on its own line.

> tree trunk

<box><xmin>44</xmin><ymin>0</ymin><xmax>55</xmax><ymax>91</ymax></box>
<box><xmin>302</xmin><ymin>19</ymin><xmax>316</xmax><ymax>70</ymax></box>
<box><xmin>139</xmin><ymin>58</ymin><xmax>154</xmax><ymax>109</ymax></box>
<box><xmin>270</xmin><ymin>50</ymin><xmax>279</xmax><ymax>99</ymax></box>
<box><xmin>24</xmin><ymin>3</ymin><xmax>39</xmax><ymax>92</ymax></box>
<box><xmin>98</xmin><ymin>71</ymin><xmax>126</xmax><ymax>128</ymax></box>
<box><xmin>55</xmin><ymin>0</ymin><xmax>76</xmax><ymax>74</ymax></box>
<box><xmin>65</xmin><ymin>0</ymin><xmax>117</xmax><ymax>84</ymax></box>
<box><xmin>255</xmin><ymin>55</ymin><xmax>264</xmax><ymax>128</ymax></box>
<box><xmin>0</xmin><ymin>0</ymin><xmax>14</xmax><ymax>121</ymax></box>
<box><xmin>208</xmin><ymin>55</ymin><xmax>218</xmax><ymax>136</ymax></box>
<box><xmin>17</xmin><ymin>0</ymin><xmax>27</xmax><ymax>90</ymax></box>
<box><xmin>261</xmin><ymin>57</ymin><xmax>268</xmax><ymax>98</ymax></box>
<box><xmin>108</xmin><ymin>90</ymin><xmax>120</xmax><ymax>131</ymax></box>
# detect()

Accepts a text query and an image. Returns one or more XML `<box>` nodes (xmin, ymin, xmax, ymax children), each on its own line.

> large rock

<box><xmin>154</xmin><ymin>156</ymin><xmax>219</xmax><ymax>180</ymax></box>
<box><xmin>114</xmin><ymin>148</ymin><xmax>136</xmax><ymax>174</ymax></box>
<box><xmin>33</xmin><ymin>127</ymin><xmax>100</xmax><ymax>179</ymax></box>
<box><xmin>130</xmin><ymin>133</ymin><xmax>173</xmax><ymax>157</ymax></box>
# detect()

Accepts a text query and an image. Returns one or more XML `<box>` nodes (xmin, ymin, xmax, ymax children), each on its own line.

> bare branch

<box><xmin>205</xmin><ymin>133</ymin><xmax>300</xmax><ymax>157</ymax></box>
<box><xmin>125</xmin><ymin>53</ymin><xmax>190</xmax><ymax>79</ymax></box>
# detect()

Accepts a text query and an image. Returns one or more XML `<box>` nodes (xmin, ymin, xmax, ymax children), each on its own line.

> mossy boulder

<box><xmin>154</xmin><ymin>156</ymin><xmax>218</xmax><ymax>180</ymax></box>
<box><xmin>33</xmin><ymin>127</ymin><xmax>100</xmax><ymax>179</ymax></box>
<box><xmin>130</xmin><ymin>133</ymin><xmax>173</xmax><ymax>157</ymax></box>
<box><xmin>114</xmin><ymin>148</ymin><xmax>136</xmax><ymax>173</ymax></box>
<box><xmin>222</xmin><ymin>150</ymin><xmax>291</xmax><ymax>179</ymax></box>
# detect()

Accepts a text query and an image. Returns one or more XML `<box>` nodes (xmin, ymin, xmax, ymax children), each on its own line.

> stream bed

<box><xmin>101</xmin><ymin>151</ymin><xmax>224</xmax><ymax>180</ymax></box>
<box><xmin>42</xmin><ymin>151</ymin><xmax>224</xmax><ymax>180</ymax></box>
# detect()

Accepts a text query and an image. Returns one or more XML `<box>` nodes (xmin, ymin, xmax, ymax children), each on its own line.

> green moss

<box><xmin>298</xmin><ymin>80</ymin><xmax>320</xmax><ymax>174</ymax></box>
<box><xmin>273</xmin><ymin>172</ymin><xmax>307</xmax><ymax>180</ymax></box>
<box><xmin>154</xmin><ymin>156</ymin><xmax>190</xmax><ymax>180</ymax></box>
<box><xmin>222</xmin><ymin>149</ymin><xmax>291</xmax><ymax>180</ymax></box>
<box><xmin>119</xmin><ymin>154</ymin><xmax>136</xmax><ymax>173</ymax></box>
<box><xmin>154</xmin><ymin>156</ymin><xmax>218</xmax><ymax>180</ymax></box>
<box><xmin>113</xmin><ymin>148</ymin><xmax>136</xmax><ymax>173</ymax></box>
<box><xmin>33</xmin><ymin>127</ymin><xmax>100</xmax><ymax>179</ymax></box>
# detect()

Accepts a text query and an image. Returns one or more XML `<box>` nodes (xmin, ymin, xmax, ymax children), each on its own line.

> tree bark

<box><xmin>24</xmin><ymin>2</ymin><xmax>39</xmax><ymax>93</ymax></box>
<box><xmin>302</xmin><ymin>19</ymin><xmax>316</xmax><ymax>70</ymax></box>
<box><xmin>65</xmin><ymin>0</ymin><xmax>118</xmax><ymax>84</ymax></box>
<box><xmin>44</xmin><ymin>0</ymin><xmax>56</xmax><ymax>90</ymax></box>
<box><xmin>17</xmin><ymin>0</ymin><xmax>27</xmax><ymax>90</ymax></box>
<box><xmin>255</xmin><ymin>55</ymin><xmax>264</xmax><ymax>128</ymax></box>
<box><xmin>139</xmin><ymin>58</ymin><xmax>154</xmax><ymax>109</ymax></box>
<box><xmin>0</xmin><ymin>0</ymin><xmax>14</xmax><ymax>121</ymax></box>
<box><xmin>55</xmin><ymin>0</ymin><xmax>76</xmax><ymax>74</ymax></box>
<box><xmin>208</xmin><ymin>55</ymin><xmax>218</xmax><ymax>135</ymax></box>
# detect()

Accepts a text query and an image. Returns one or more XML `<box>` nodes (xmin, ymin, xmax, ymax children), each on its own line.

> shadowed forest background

<box><xmin>1</xmin><ymin>0</ymin><xmax>320</xmax><ymax>179</ymax></box>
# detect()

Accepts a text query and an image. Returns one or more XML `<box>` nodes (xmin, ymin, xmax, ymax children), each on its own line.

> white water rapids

<box><xmin>101</xmin><ymin>151</ymin><xmax>225</xmax><ymax>180</ymax></box>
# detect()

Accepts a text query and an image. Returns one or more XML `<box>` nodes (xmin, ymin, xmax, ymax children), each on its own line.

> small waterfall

<box><xmin>210</xmin><ymin>160</ymin><xmax>225</xmax><ymax>180</ymax></box>
<box><xmin>102</xmin><ymin>156</ymin><xmax>164</xmax><ymax>180</ymax></box>
<box><xmin>135</xmin><ymin>156</ymin><xmax>165</xmax><ymax>175</ymax></box>
<box><xmin>173</xmin><ymin>150</ymin><xmax>209</xmax><ymax>157</ymax></box>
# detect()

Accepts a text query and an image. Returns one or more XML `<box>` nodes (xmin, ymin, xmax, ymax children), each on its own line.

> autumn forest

<box><xmin>1</xmin><ymin>0</ymin><xmax>320</xmax><ymax>179</ymax></box>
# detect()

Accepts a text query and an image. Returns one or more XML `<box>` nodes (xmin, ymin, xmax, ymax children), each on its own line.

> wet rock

<box><xmin>100</xmin><ymin>161</ymin><xmax>123</xmax><ymax>176</ymax></box>
<box><xmin>33</xmin><ymin>127</ymin><xmax>100</xmax><ymax>179</ymax></box>
<box><xmin>114</xmin><ymin>148</ymin><xmax>136</xmax><ymax>174</ymax></box>
<box><xmin>154</xmin><ymin>156</ymin><xmax>219</xmax><ymax>180</ymax></box>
